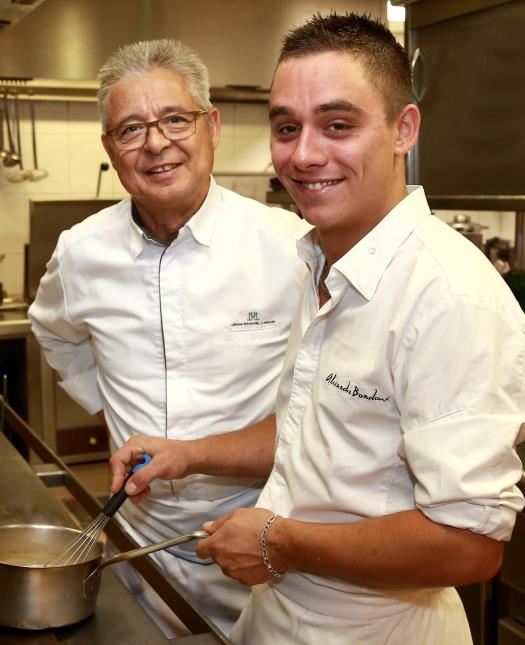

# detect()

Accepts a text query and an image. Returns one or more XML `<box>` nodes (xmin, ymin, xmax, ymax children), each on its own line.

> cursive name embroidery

<box><xmin>325</xmin><ymin>373</ymin><xmax>390</xmax><ymax>402</ymax></box>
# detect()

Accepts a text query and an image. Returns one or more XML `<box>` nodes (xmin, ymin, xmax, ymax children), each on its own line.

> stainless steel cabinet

<box><xmin>26</xmin><ymin>331</ymin><xmax>108</xmax><ymax>464</ymax></box>
<box><xmin>403</xmin><ymin>0</ymin><xmax>525</xmax><ymax>195</ymax></box>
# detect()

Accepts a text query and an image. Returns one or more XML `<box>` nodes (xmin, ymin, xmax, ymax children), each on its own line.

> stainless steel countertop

<box><xmin>0</xmin><ymin>310</ymin><xmax>30</xmax><ymax>339</ymax></box>
<box><xmin>0</xmin><ymin>431</ymin><xmax>75</xmax><ymax>527</ymax></box>
<box><xmin>0</xmin><ymin>430</ymin><xmax>222</xmax><ymax>644</ymax></box>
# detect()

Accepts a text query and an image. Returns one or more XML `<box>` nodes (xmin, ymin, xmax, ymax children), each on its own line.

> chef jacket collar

<box><xmin>128</xmin><ymin>176</ymin><xmax>220</xmax><ymax>257</ymax></box>
<box><xmin>297</xmin><ymin>186</ymin><xmax>431</xmax><ymax>301</ymax></box>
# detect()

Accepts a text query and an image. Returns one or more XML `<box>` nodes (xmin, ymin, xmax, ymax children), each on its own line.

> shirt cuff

<box><xmin>420</xmin><ymin>498</ymin><xmax>522</xmax><ymax>541</ymax></box>
<box><xmin>57</xmin><ymin>369</ymin><xmax>102</xmax><ymax>415</ymax></box>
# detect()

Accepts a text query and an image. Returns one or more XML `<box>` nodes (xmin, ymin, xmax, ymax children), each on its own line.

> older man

<box><xmin>28</xmin><ymin>39</ymin><xmax>305</xmax><ymax>636</ymax></box>
<box><xmin>110</xmin><ymin>14</ymin><xmax>525</xmax><ymax>645</ymax></box>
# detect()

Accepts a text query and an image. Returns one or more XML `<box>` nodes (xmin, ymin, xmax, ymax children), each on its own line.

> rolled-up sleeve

<box><xmin>28</xmin><ymin>243</ymin><xmax>103</xmax><ymax>415</ymax></box>
<box><xmin>398</xmin><ymin>295</ymin><xmax>525</xmax><ymax>541</ymax></box>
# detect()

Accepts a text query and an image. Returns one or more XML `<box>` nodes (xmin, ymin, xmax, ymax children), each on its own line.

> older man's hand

<box><xmin>197</xmin><ymin>508</ymin><xmax>286</xmax><ymax>586</ymax></box>
<box><xmin>109</xmin><ymin>435</ymin><xmax>189</xmax><ymax>502</ymax></box>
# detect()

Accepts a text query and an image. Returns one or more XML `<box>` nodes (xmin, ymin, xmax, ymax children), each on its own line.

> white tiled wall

<box><xmin>0</xmin><ymin>99</ymin><xmax>272</xmax><ymax>297</ymax></box>
<box><xmin>0</xmin><ymin>96</ymin><xmax>518</xmax><ymax>299</ymax></box>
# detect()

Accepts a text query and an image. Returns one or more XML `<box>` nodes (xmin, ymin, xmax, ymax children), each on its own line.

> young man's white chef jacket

<box><xmin>28</xmin><ymin>178</ymin><xmax>307</xmax><ymax>626</ymax></box>
<box><xmin>243</xmin><ymin>186</ymin><xmax>525</xmax><ymax>645</ymax></box>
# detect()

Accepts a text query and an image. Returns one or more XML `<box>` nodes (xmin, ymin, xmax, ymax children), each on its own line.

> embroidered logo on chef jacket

<box><xmin>325</xmin><ymin>373</ymin><xmax>391</xmax><ymax>403</ymax></box>
<box><xmin>230</xmin><ymin>311</ymin><xmax>277</xmax><ymax>329</ymax></box>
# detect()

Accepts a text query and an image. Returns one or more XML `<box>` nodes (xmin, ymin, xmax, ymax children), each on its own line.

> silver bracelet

<box><xmin>260</xmin><ymin>513</ymin><xmax>283</xmax><ymax>578</ymax></box>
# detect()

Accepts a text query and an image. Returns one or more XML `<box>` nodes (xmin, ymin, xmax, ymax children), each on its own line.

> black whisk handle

<box><xmin>102</xmin><ymin>454</ymin><xmax>152</xmax><ymax>517</ymax></box>
<box><xmin>102</xmin><ymin>487</ymin><xmax>127</xmax><ymax>517</ymax></box>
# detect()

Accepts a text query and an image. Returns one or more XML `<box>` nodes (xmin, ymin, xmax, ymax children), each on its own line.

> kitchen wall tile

<box><xmin>18</xmin><ymin>132</ymin><xmax>70</xmax><ymax>195</ymax></box>
<box><xmin>477</xmin><ymin>211</ymin><xmax>500</xmax><ymax>241</ymax></box>
<box><xmin>0</xmin><ymin>166</ymin><xmax>23</xmax><ymax>191</ymax></box>
<box><xmin>216</xmin><ymin>103</ymin><xmax>235</xmax><ymax>138</ymax></box>
<box><xmin>475</xmin><ymin>210</ymin><xmax>517</xmax><ymax>244</ymax></box>
<box><xmin>233</xmin><ymin>135</ymin><xmax>271</xmax><ymax>173</ymax></box>
<box><xmin>214</xmin><ymin>174</ymin><xmax>270</xmax><ymax>204</ymax></box>
<box><xmin>68</xmin><ymin>133</ymin><xmax>113</xmax><ymax>196</ymax></box>
<box><xmin>500</xmin><ymin>212</ymin><xmax>516</xmax><ymax>241</ymax></box>
<box><xmin>0</xmin><ymin>251</ymin><xmax>24</xmax><ymax>297</ymax></box>
<box><xmin>68</xmin><ymin>102</ymin><xmax>101</xmax><ymax>134</ymax></box>
<box><xmin>0</xmin><ymin>194</ymin><xmax>29</xmax><ymax>252</ymax></box>
<box><xmin>214</xmin><ymin>135</ymin><xmax>236</xmax><ymax>173</ymax></box>
<box><xmin>97</xmin><ymin>165</ymin><xmax>122</xmax><ymax>199</ymax></box>
<box><xmin>234</xmin><ymin>104</ymin><xmax>270</xmax><ymax>137</ymax></box>
<box><xmin>16</xmin><ymin>100</ymin><xmax>69</xmax><ymax>135</ymax></box>
<box><xmin>214</xmin><ymin>175</ymin><xmax>235</xmax><ymax>192</ymax></box>
<box><xmin>105</xmin><ymin>171</ymin><xmax>128</xmax><ymax>199</ymax></box>
<box><xmin>232</xmin><ymin>175</ymin><xmax>269</xmax><ymax>203</ymax></box>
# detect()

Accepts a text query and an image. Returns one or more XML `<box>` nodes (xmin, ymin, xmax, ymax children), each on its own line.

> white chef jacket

<box><xmin>252</xmin><ymin>186</ymin><xmax>525</xmax><ymax>640</ymax></box>
<box><xmin>28</xmin><ymin>178</ymin><xmax>307</xmax><ymax>554</ymax></box>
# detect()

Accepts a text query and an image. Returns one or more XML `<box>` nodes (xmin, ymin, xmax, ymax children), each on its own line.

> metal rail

<box><xmin>0</xmin><ymin>398</ymin><xmax>231</xmax><ymax>645</ymax></box>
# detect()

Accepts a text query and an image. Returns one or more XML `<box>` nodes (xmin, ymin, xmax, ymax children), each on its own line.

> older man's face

<box><xmin>102</xmin><ymin>66</ymin><xmax>220</xmax><ymax>221</ymax></box>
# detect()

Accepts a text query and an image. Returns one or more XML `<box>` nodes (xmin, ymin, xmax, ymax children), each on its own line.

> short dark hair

<box><xmin>277</xmin><ymin>12</ymin><xmax>414</xmax><ymax>123</ymax></box>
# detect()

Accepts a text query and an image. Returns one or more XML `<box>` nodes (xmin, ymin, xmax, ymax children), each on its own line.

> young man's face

<box><xmin>270</xmin><ymin>51</ymin><xmax>413</xmax><ymax>241</ymax></box>
<box><xmin>102</xmin><ymin>66</ymin><xmax>220</xmax><ymax>220</ymax></box>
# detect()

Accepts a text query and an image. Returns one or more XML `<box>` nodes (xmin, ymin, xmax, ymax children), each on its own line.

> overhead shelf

<box><xmin>0</xmin><ymin>77</ymin><xmax>269</xmax><ymax>103</ymax></box>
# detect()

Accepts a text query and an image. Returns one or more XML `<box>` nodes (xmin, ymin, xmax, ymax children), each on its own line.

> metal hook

<box><xmin>0</xmin><ymin>374</ymin><xmax>8</xmax><ymax>433</ymax></box>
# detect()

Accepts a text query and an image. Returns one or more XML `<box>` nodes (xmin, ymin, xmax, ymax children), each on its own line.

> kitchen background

<box><xmin>1</xmin><ymin>2</ymin><xmax>525</xmax><ymax>643</ymax></box>
<box><xmin>0</xmin><ymin>0</ymin><xmax>517</xmax><ymax>300</ymax></box>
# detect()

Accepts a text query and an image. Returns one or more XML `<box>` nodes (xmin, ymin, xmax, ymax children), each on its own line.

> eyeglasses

<box><xmin>107</xmin><ymin>110</ymin><xmax>208</xmax><ymax>151</ymax></box>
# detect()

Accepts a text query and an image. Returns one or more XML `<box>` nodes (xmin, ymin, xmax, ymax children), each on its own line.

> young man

<box><xmin>27</xmin><ymin>39</ymin><xmax>306</xmax><ymax>636</ymax></box>
<box><xmin>110</xmin><ymin>14</ymin><xmax>525</xmax><ymax>644</ymax></box>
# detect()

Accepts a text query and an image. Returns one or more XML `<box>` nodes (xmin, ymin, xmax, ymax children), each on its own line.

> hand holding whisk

<box><xmin>46</xmin><ymin>454</ymin><xmax>152</xmax><ymax>567</ymax></box>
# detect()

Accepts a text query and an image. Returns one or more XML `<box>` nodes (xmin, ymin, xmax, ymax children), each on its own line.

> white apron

<box><xmin>230</xmin><ymin>582</ymin><xmax>472</xmax><ymax>645</ymax></box>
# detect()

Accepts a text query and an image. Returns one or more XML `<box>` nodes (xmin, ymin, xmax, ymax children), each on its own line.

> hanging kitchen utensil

<box><xmin>0</xmin><ymin>254</ymin><xmax>4</xmax><ymax>306</ymax></box>
<box><xmin>7</xmin><ymin>91</ymin><xmax>31</xmax><ymax>182</ymax></box>
<box><xmin>95</xmin><ymin>161</ymin><xmax>109</xmax><ymax>196</ymax></box>
<box><xmin>0</xmin><ymin>524</ymin><xmax>208</xmax><ymax>630</ymax></box>
<box><xmin>1</xmin><ymin>91</ymin><xmax>20</xmax><ymax>168</ymax></box>
<box><xmin>0</xmin><ymin>374</ymin><xmax>7</xmax><ymax>431</ymax></box>
<box><xmin>28</xmin><ymin>91</ymin><xmax>48</xmax><ymax>181</ymax></box>
<box><xmin>0</xmin><ymin>102</ymin><xmax>8</xmax><ymax>162</ymax></box>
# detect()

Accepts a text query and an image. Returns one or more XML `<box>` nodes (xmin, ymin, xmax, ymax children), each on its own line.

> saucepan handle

<box><xmin>85</xmin><ymin>530</ymin><xmax>208</xmax><ymax>586</ymax></box>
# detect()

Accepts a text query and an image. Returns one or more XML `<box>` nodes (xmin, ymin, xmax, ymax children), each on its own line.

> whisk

<box><xmin>46</xmin><ymin>454</ymin><xmax>152</xmax><ymax>567</ymax></box>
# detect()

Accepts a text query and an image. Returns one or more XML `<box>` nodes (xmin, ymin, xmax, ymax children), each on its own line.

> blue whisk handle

<box><xmin>102</xmin><ymin>454</ymin><xmax>152</xmax><ymax>517</ymax></box>
<box><xmin>130</xmin><ymin>453</ymin><xmax>152</xmax><ymax>474</ymax></box>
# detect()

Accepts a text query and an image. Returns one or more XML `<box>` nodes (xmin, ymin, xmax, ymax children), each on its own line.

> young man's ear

<box><xmin>394</xmin><ymin>104</ymin><xmax>421</xmax><ymax>156</ymax></box>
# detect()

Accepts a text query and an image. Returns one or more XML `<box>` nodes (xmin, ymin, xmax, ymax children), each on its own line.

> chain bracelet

<box><xmin>260</xmin><ymin>513</ymin><xmax>283</xmax><ymax>578</ymax></box>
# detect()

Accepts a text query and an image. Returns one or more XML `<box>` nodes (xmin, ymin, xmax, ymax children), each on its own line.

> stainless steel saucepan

<box><xmin>0</xmin><ymin>523</ymin><xmax>207</xmax><ymax>630</ymax></box>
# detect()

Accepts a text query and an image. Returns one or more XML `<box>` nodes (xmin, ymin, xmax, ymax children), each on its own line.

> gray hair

<box><xmin>97</xmin><ymin>38</ymin><xmax>212</xmax><ymax>131</ymax></box>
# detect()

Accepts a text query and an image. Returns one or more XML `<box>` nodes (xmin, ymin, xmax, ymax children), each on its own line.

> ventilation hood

<box><xmin>0</xmin><ymin>0</ymin><xmax>45</xmax><ymax>33</ymax></box>
<box><xmin>0</xmin><ymin>0</ymin><xmax>386</xmax><ymax>87</ymax></box>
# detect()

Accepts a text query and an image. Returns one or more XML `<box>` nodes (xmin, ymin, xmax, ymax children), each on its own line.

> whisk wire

<box><xmin>46</xmin><ymin>513</ymin><xmax>110</xmax><ymax>567</ymax></box>
<box><xmin>45</xmin><ymin>454</ymin><xmax>152</xmax><ymax>568</ymax></box>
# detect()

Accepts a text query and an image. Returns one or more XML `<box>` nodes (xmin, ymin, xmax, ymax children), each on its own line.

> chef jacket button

<box><xmin>368</xmin><ymin>247</ymin><xmax>376</xmax><ymax>254</ymax></box>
